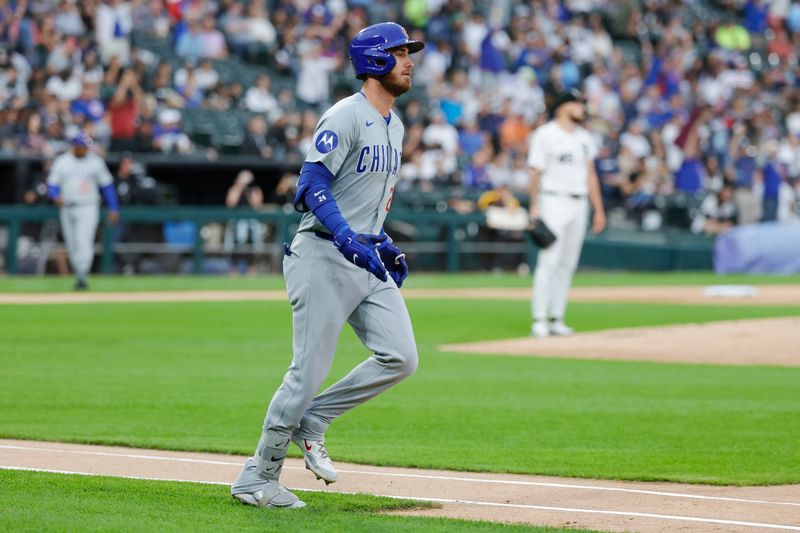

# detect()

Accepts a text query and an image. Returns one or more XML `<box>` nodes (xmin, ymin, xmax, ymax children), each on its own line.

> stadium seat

<box><xmin>615</xmin><ymin>41</ymin><xmax>642</xmax><ymax>65</ymax></box>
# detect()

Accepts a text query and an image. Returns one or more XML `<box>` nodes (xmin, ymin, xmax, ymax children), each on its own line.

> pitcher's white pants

<box><xmin>532</xmin><ymin>193</ymin><xmax>588</xmax><ymax>322</ymax></box>
<box><xmin>59</xmin><ymin>203</ymin><xmax>99</xmax><ymax>281</ymax></box>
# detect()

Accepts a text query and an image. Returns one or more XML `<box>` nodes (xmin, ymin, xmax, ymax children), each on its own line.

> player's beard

<box><xmin>379</xmin><ymin>71</ymin><xmax>412</xmax><ymax>97</ymax></box>
<box><xmin>569</xmin><ymin>110</ymin><xmax>584</xmax><ymax>124</ymax></box>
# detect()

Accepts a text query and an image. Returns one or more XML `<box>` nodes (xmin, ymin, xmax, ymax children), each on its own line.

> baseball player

<box><xmin>527</xmin><ymin>89</ymin><xmax>606</xmax><ymax>337</ymax></box>
<box><xmin>231</xmin><ymin>22</ymin><xmax>423</xmax><ymax>509</ymax></box>
<box><xmin>47</xmin><ymin>133</ymin><xmax>119</xmax><ymax>290</ymax></box>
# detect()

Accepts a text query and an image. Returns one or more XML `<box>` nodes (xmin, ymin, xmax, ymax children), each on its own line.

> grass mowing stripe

<box><xmin>1</xmin><ymin>272</ymin><xmax>799</xmax><ymax>292</ymax></box>
<box><xmin>0</xmin><ymin>469</ymin><xmax>595</xmax><ymax>532</ymax></box>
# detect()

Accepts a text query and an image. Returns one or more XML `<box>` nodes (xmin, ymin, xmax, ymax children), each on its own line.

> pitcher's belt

<box><xmin>541</xmin><ymin>190</ymin><xmax>586</xmax><ymax>200</ymax></box>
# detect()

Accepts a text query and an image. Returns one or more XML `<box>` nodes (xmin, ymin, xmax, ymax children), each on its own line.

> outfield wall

<box><xmin>0</xmin><ymin>205</ymin><xmax>713</xmax><ymax>274</ymax></box>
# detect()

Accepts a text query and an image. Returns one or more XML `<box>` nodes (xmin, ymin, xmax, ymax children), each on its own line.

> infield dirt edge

<box><xmin>2</xmin><ymin>439</ymin><xmax>799</xmax><ymax>533</ymax></box>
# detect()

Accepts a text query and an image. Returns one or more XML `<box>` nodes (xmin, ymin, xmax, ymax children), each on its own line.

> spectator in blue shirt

<box><xmin>762</xmin><ymin>161</ymin><xmax>782</xmax><ymax>221</ymax></box>
<box><xmin>552</xmin><ymin>50</ymin><xmax>580</xmax><ymax>90</ymax></box>
<box><xmin>595</xmin><ymin>143</ymin><xmax>623</xmax><ymax>206</ymax></box>
<box><xmin>743</xmin><ymin>0</ymin><xmax>768</xmax><ymax>34</ymax></box>
<box><xmin>675</xmin><ymin>158</ymin><xmax>705</xmax><ymax>194</ymax></box>
<box><xmin>69</xmin><ymin>83</ymin><xmax>105</xmax><ymax>123</ymax></box>
<box><xmin>788</xmin><ymin>3</ymin><xmax>800</xmax><ymax>33</ymax></box>
<box><xmin>734</xmin><ymin>153</ymin><xmax>757</xmax><ymax>188</ymax></box>
<box><xmin>176</xmin><ymin>19</ymin><xmax>205</xmax><ymax>60</ymax></box>
<box><xmin>458</xmin><ymin>120</ymin><xmax>486</xmax><ymax>159</ymax></box>
<box><xmin>153</xmin><ymin>108</ymin><xmax>192</xmax><ymax>154</ymax></box>
<box><xmin>462</xmin><ymin>148</ymin><xmax>493</xmax><ymax>190</ymax></box>
<box><xmin>480</xmin><ymin>29</ymin><xmax>505</xmax><ymax>74</ymax></box>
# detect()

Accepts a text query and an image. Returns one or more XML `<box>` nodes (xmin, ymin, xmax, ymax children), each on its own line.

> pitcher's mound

<box><xmin>440</xmin><ymin>317</ymin><xmax>800</xmax><ymax>366</ymax></box>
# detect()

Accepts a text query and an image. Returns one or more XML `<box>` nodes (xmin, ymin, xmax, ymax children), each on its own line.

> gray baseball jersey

<box><xmin>47</xmin><ymin>152</ymin><xmax>114</xmax><ymax>206</ymax></box>
<box><xmin>297</xmin><ymin>92</ymin><xmax>404</xmax><ymax>235</ymax></box>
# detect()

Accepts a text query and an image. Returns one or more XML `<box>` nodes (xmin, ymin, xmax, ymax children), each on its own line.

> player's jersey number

<box><xmin>385</xmin><ymin>187</ymin><xmax>394</xmax><ymax>212</ymax></box>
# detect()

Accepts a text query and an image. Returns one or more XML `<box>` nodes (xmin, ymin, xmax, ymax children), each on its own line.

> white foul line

<box><xmin>0</xmin><ymin>444</ymin><xmax>243</xmax><ymax>467</ymax></box>
<box><xmin>333</xmin><ymin>468</ymin><xmax>800</xmax><ymax>508</ymax></box>
<box><xmin>2</xmin><ymin>466</ymin><xmax>800</xmax><ymax>532</ymax></box>
<box><xmin>1</xmin><ymin>443</ymin><xmax>797</xmax><ymax>508</ymax></box>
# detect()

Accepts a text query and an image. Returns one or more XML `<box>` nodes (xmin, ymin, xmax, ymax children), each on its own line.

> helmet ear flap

<box><xmin>355</xmin><ymin>48</ymin><xmax>396</xmax><ymax>78</ymax></box>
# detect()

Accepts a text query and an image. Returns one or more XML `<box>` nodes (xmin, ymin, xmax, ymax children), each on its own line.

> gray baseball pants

<box><xmin>60</xmin><ymin>203</ymin><xmax>99</xmax><ymax>282</ymax></box>
<box><xmin>235</xmin><ymin>231</ymin><xmax>418</xmax><ymax>489</ymax></box>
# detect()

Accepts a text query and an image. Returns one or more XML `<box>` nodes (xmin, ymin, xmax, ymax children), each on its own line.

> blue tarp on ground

<box><xmin>714</xmin><ymin>222</ymin><xmax>800</xmax><ymax>274</ymax></box>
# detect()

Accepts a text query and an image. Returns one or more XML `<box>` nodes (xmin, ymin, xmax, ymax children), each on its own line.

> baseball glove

<box><xmin>530</xmin><ymin>218</ymin><xmax>557</xmax><ymax>249</ymax></box>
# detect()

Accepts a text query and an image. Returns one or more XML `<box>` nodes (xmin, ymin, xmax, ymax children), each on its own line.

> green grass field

<box><xmin>2</xmin><ymin>273</ymin><xmax>800</xmax><ymax>531</ymax></box>
<box><xmin>2</xmin><ymin>470</ymin><xmax>589</xmax><ymax>532</ymax></box>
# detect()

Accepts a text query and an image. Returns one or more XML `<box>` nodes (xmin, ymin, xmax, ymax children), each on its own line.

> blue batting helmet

<box><xmin>349</xmin><ymin>22</ymin><xmax>425</xmax><ymax>80</ymax></box>
<box><xmin>71</xmin><ymin>132</ymin><xmax>94</xmax><ymax>148</ymax></box>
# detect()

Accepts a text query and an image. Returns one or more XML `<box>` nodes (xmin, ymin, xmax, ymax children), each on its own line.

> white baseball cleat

<box><xmin>232</xmin><ymin>481</ymin><xmax>306</xmax><ymax>509</ymax></box>
<box><xmin>549</xmin><ymin>320</ymin><xmax>575</xmax><ymax>336</ymax></box>
<box><xmin>293</xmin><ymin>436</ymin><xmax>337</xmax><ymax>484</ymax></box>
<box><xmin>230</xmin><ymin>457</ymin><xmax>305</xmax><ymax>509</ymax></box>
<box><xmin>531</xmin><ymin>321</ymin><xmax>550</xmax><ymax>337</ymax></box>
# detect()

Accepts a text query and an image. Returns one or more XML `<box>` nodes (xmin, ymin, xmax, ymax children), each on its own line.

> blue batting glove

<box><xmin>377</xmin><ymin>240</ymin><xmax>409</xmax><ymax>288</ymax></box>
<box><xmin>333</xmin><ymin>227</ymin><xmax>388</xmax><ymax>282</ymax></box>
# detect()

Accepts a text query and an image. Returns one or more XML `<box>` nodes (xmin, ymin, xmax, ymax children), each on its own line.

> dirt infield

<box><xmin>403</xmin><ymin>285</ymin><xmax>800</xmax><ymax>307</ymax></box>
<box><xmin>441</xmin><ymin>317</ymin><xmax>800</xmax><ymax>367</ymax></box>
<box><xmin>1</xmin><ymin>439</ymin><xmax>798</xmax><ymax>532</ymax></box>
<box><xmin>1</xmin><ymin>284</ymin><xmax>800</xmax><ymax>305</ymax></box>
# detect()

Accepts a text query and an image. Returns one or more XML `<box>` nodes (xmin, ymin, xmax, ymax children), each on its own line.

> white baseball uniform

<box><xmin>47</xmin><ymin>151</ymin><xmax>114</xmax><ymax>282</ymax></box>
<box><xmin>527</xmin><ymin>121</ymin><xmax>597</xmax><ymax>323</ymax></box>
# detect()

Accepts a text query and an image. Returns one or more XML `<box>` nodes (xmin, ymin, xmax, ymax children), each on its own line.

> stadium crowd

<box><xmin>2</xmin><ymin>0</ymin><xmax>800</xmax><ymax>232</ymax></box>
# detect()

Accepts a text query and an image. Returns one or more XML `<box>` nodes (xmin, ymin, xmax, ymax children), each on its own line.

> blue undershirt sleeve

<box><xmin>100</xmin><ymin>184</ymin><xmax>119</xmax><ymax>212</ymax></box>
<box><xmin>47</xmin><ymin>185</ymin><xmax>60</xmax><ymax>200</ymax></box>
<box><xmin>295</xmin><ymin>161</ymin><xmax>349</xmax><ymax>235</ymax></box>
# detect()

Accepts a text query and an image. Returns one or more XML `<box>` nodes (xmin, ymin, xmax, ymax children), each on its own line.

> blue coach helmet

<box><xmin>349</xmin><ymin>22</ymin><xmax>425</xmax><ymax>80</ymax></box>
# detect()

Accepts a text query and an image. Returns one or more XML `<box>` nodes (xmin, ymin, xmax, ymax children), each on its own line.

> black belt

<box><xmin>314</xmin><ymin>230</ymin><xmax>334</xmax><ymax>241</ymax></box>
<box><xmin>541</xmin><ymin>190</ymin><xmax>586</xmax><ymax>200</ymax></box>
